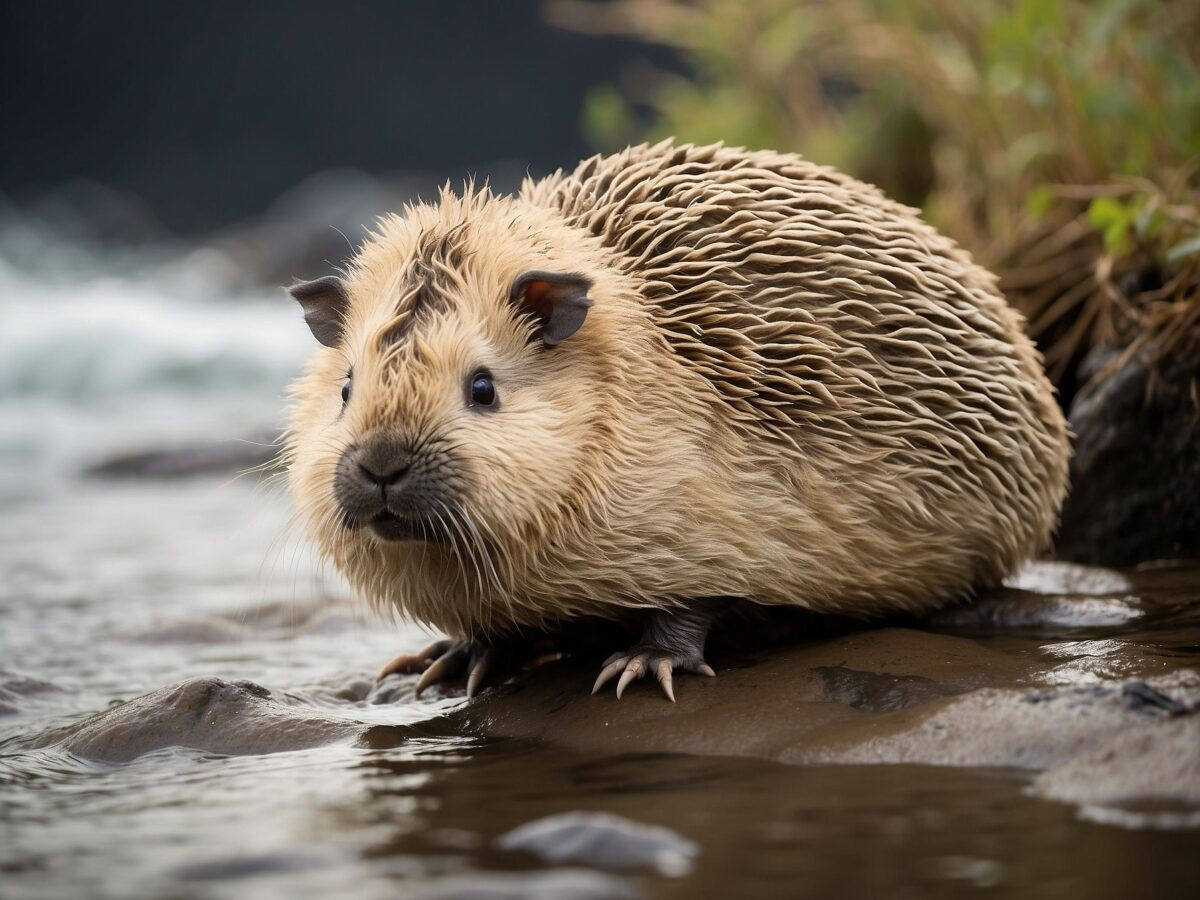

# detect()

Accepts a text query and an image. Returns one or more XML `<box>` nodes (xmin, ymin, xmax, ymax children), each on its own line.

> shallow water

<box><xmin>6</xmin><ymin>739</ymin><xmax>1200</xmax><ymax>900</ymax></box>
<box><xmin>1</xmin><ymin>236</ymin><xmax>1198</xmax><ymax>899</ymax></box>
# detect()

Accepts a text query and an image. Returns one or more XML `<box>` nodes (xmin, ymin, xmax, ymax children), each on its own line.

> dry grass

<box><xmin>548</xmin><ymin>0</ymin><xmax>1200</xmax><ymax>399</ymax></box>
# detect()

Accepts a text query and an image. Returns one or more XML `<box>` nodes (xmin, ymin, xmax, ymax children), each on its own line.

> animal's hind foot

<box><xmin>591</xmin><ymin>646</ymin><xmax>715</xmax><ymax>702</ymax></box>
<box><xmin>591</xmin><ymin>598</ymin><xmax>728</xmax><ymax>701</ymax></box>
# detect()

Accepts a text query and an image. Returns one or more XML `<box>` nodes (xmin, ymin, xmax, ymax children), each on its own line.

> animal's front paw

<box><xmin>591</xmin><ymin>645</ymin><xmax>716</xmax><ymax>702</ymax></box>
<box><xmin>376</xmin><ymin>637</ymin><xmax>502</xmax><ymax>698</ymax></box>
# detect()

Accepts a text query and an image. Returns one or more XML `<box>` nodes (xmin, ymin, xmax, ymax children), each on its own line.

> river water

<box><xmin>1</xmin><ymin>232</ymin><xmax>1197</xmax><ymax>899</ymax></box>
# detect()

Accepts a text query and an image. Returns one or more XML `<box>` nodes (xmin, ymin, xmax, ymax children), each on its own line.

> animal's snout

<box><xmin>354</xmin><ymin>453</ymin><xmax>411</xmax><ymax>496</ymax></box>
<box><xmin>334</xmin><ymin>435</ymin><xmax>416</xmax><ymax>515</ymax></box>
<box><xmin>332</xmin><ymin>433</ymin><xmax>457</xmax><ymax>542</ymax></box>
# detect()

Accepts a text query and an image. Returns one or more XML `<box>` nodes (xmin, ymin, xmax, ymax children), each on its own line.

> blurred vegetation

<box><xmin>548</xmin><ymin>0</ymin><xmax>1200</xmax><ymax>402</ymax></box>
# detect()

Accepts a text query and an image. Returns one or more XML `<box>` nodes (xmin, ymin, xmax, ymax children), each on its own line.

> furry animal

<box><xmin>284</xmin><ymin>140</ymin><xmax>1070</xmax><ymax>701</ymax></box>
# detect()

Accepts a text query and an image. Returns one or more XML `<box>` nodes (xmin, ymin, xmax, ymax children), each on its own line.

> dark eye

<box><xmin>340</xmin><ymin>376</ymin><xmax>352</xmax><ymax>406</ymax></box>
<box><xmin>469</xmin><ymin>371</ymin><xmax>496</xmax><ymax>407</ymax></box>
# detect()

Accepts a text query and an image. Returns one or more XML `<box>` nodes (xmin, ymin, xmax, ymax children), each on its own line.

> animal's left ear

<box><xmin>289</xmin><ymin>275</ymin><xmax>350</xmax><ymax>348</ymax></box>
<box><xmin>509</xmin><ymin>271</ymin><xmax>594</xmax><ymax>346</ymax></box>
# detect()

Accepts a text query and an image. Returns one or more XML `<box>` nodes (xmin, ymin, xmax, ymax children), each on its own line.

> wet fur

<box><xmin>285</xmin><ymin>141</ymin><xmax>1070</xmax><ymax>638</ymax></box>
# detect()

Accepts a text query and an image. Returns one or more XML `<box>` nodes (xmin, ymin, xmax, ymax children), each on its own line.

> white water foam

<box><xmin>0</xmin><ymin>238</ymin><xmax>313</xmax><ymax>476</ymax></box>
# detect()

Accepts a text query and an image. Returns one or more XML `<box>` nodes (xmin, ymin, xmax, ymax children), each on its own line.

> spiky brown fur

<box><xmin>285</xmin><ymin>141</ymin><xmax>1070</xmax><ymax>639</ymax></box>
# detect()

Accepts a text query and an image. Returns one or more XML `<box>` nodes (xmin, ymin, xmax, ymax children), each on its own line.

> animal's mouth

<box><xmin>369</xmin><ymin>510</ymin><xmax>443</xmax><ymax>543</ymax></box>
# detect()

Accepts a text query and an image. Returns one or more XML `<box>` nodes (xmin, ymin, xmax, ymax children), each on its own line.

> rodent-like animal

<box><xmin>285</xmin><ymin>141</ymin><xmax>1070</xmax><ymax>701</ymax></box>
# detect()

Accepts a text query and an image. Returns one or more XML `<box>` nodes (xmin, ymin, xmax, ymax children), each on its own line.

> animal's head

<box><xmin>284</xmin><ymin>189</ymin><xmax>647</xmax><ymax>617</ymax></box>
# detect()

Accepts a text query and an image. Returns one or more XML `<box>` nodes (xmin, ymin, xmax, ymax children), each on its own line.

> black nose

<box><xmin>333</xmin><ymin>436</ymin><xmax>416</xmax><ymax>521</ymax></box>
<box><xmin>351</xmin><ymin>441</ymin><xmax>411</xmax><ymax>495</ymax></box>
<box><xmin>356</xmin><ymin>458</ymin><xmax>410</xmax><ymax>492</ymax></box>
<box><xmin>332</xmin><ymin>432</ymin><xmax>457</xmax><ymax>542</ymax></box>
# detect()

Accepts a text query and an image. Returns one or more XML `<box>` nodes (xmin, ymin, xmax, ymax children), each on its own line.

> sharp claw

<box><xmin>414</xmin><ymin>654</ymin><xmax>451</xmax><ymax>697</ymax></box>
<box><xmin>377</xmin><ymin>639</ymin><xmax>450</xmax><ymax>682</ymax></box>
<box><xmin>615</xmin><ymin>659</ymin><xmax>644</xmax><ymax>699</ymax></box>
<box><xmin>597</xmin><ymin>648</ymin><xmax>713</xmax><ymax>700</ymax></box>
<box><xmin>375</xmin><ymin>655</ymin><xmax>411</xmax><ymax>682</ymax></box>
<box><xmin>466</xmin><ymin>650</ymin><xmax>492</xmax><ymax>699</ymax></box>
<box><xmin>655</xmin><ymin>660</ymin><xmax>675</xmax><ymax>702</ymax></box>
<box><xmin>376</xmin><ymin>652</ymin><xmax>428</xmax><ymax>682</ymax></box>
<box><xmin>592</xmin><ymin>657</ymin><xmax>628</xmax><ymax>695</ymax></box>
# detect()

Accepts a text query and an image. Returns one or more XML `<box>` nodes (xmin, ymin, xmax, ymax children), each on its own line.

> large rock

<box><xmin>454</xmin><ymin>563</ymin><xmax>1200</xmax><ymax>812</ymax></box>
<box><xmin>1035</xmin><ymin>715</ymin><xmax>1200</xmax><ymax>816</ymax></box>
<box><xmin>28</xmin><ymin>678</ymin><xmax>364</xmax><ymax>762</ymax></box>
<box><xmin>457</xmin><ymin>634</ymin><xmax>1199</xmax><ymax>807</ymax></box>
<box><xmin>84</xmin><ymin>434</ymin><xmax>278</xmax><ymax>479</ymax></box>
<box><xmin>1056</xmin><ymin>350</ymin><xmax>1200</xmax><ymax>566</ymax></box>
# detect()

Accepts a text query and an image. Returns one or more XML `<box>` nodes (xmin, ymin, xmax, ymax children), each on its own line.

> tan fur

<box><xmin>285</xmin><ymin>140</ymin><xmax>1070</xmax><ymax>638</ymax></box>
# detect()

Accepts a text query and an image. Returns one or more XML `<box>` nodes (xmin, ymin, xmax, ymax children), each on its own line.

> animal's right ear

<box><xmin>288</xmin><ymin>276</ymin><xmax>350</xmax><ymax>348</ymax></box>
<box><xmin>509</xmin><ymin>270</ymin><xmax>594</xmax><ymax>346</ymax></box>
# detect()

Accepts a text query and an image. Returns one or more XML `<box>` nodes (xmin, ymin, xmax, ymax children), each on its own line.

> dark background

<box><xmin>0</xmin><ymin>0</ymin><xmax>659</xmax><ymax>236</ymax></box>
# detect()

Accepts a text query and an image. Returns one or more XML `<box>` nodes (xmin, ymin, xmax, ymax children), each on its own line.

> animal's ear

<box><xmin>509</xmin><ymin>271</ymin><xmax>594</xmax><ymax>346</ymax></box>
<box><xmin>288</xmin><ymin>275</ymin><xmax>350</xmax><ymax>347</ymax></box>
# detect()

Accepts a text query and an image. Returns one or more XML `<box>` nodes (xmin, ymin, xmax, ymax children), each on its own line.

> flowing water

<box><xmin>1</xmin><ymin>232</ymin><xmax>1197</xmax><ymax>899</ymax></box>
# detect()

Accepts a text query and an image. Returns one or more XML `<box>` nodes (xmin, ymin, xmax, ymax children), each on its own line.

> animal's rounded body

<box><xmin>285</xmin><ymin>141</ymin><xmax>1070</xmax><ymax>695</ymax></box>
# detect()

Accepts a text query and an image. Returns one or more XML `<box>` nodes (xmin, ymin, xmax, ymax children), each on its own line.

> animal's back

<box><xmin>523</xmin><ymin>141</ymin><xmax>1069</xmax><ymax>601</ymax></box>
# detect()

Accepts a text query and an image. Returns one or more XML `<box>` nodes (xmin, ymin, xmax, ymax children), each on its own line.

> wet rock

<box><xmin>1056</xmin><ymin>351</ymin><xmax>1200</xmax><ymax>567</ymax></box>
<box><xmin>929</xmin><ymin>561</ymin><xmax>1143</xmax><ymax>631</ymax></box>
<box><xmin>1033</xmin><ymin>714</ymin><xmax>1200</xmax><ymax>809</ymax></box>
<box><xmin>794</xmin><ymin>675</ymin><xmax>1200</xmax><ymax>770</ymax></box>
<box><xmin>461</xmin><ymin>647</ymin><xmax>1198</xmax><ymax>775</ymax></box>
<box><xmin>1037</xmin><ymin>637</ymin><xmax>1188</xmax><ymax>686</ymax></box>
<box><xmin>927</xmin><ymin>590</ymin><xmax>1143</xmax><ymax>631</ymax></box>
<box><xmin>84</xmin><ymin>435</ymin><xmax>278</xmax><ymax>479</ymax></box>
<box><xmin>498</xmin><ymin>812</ymin><xmax>697</xmax><ymax>875</ymax></box>
<box><xmin>1121</xmin><ymin>680</ymin><xmax>1193</xmax><ymax>715</ymax></box>
<box><xmin>458</xmin><ymin>628</ymin><xmax>1036</xmax><ymax>762</ymax></box>
<box><xmin>814</xmin><ymin>667</ymin><xmax>955</xmax><ymax>712</ymax></box>
<box><xmin>452</xmin><ymin>569</ymin><xmax>1200</xmax><ymax>817</ymax></box>
<box><xmin>1003</xmin><ymin>560</ymin><xmax>1132</xmax><ymax>595</ymax></box>
<box><xmin>29</xmin><ymin>677</ymin><xmax>366</xmax><ymax>762</ymax></box>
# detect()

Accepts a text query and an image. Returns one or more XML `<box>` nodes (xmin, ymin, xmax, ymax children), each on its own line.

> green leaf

<box><xmin>1087</xmin><ymin>195</ymin><xmax>1128</xmax><ymax>230</ymax></box>
<box><xmin>1087</xmin><ymin>196</ymin><xmax>1135</xmax><ymax>254</ymax></box>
